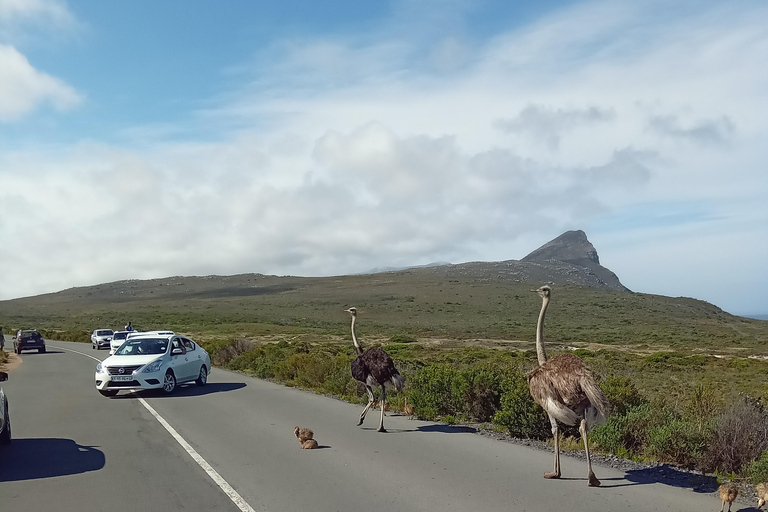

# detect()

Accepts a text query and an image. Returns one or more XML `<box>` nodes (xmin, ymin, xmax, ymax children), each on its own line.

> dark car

<box><xmin>13</xmin><ymin>330</ymin><xmax>46</xmax><ymax>354</ymax></box>
<box><xmin>0</xmin><ymin>371</ymin><xmax>10</xmax><ymax>445</ymax></box>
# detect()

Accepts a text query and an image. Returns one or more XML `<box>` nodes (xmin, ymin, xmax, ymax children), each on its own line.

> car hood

<box><xmin>102</xmin><ymin>354</ymin><xmax>164</xmax><ymax>367</ymax></box>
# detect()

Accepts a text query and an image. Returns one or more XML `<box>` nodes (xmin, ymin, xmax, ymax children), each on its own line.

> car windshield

<box><xmin>114</xmin><ymin>338</ymin><xmax>168</xmax><ymax>356</ymax></box>
<box><xmin>113</xmin><ymin>332</ymin><xmax>127</xmax><ymax>340</ymax></box>
<box><xmin>97</xmin><ymin>330</ymin><xmax>113</xmax><ymax>336</ymax></box>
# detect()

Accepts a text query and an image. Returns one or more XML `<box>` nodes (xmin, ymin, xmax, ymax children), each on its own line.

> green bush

<box><xmin>407</xmin><ymin>364</ymin><xmax>463</xmax><ymax>419</ymax></box>
<box><xmin>459</xmin><ymin>367</ymin><xmax>502</xmax><ymax>422</ymax></box>
<box><xmin>601</xmin><ymin>375</ymin><xmax>646</xmax><ymax>415</ymax></box>
<box><xmin>493</xmin><ymin>370</ymin><xmax>550</xmax><ymax>439</ymax></box>
<box><xmin>389</xmin><ymin>333</ymin><xmax>417</xmax><ymax>343</ymax></box>
<box><xmin>747</xmin><ymin>450</ymin><xmax>768</xmax><ymax>484</ymax></box>
<box><xmin>646</xmin><ymin>417</ymin><xmax>709</xmax><ymax>469</ymax></box>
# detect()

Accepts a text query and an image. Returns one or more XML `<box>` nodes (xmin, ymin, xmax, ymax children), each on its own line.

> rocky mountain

<box><xmin>521</xmin><ymin>230</ymin><xmax>628</xmax><ymax>291</ymax></box>
<box><xmin>367</xmin><ymin>230</ymin><xmax>629</xmax><ymax>292</ymax></box>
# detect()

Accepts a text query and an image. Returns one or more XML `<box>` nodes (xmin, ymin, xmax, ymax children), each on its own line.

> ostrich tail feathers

<box><xmin>581</xmin><ymin>375</ymin><xmax>610</xmax><ymax>427</ymax></box>
<box><xmin>388</xmin><ymin>373</ymin><xmax>405</xmax><ymax>392</ymax></box>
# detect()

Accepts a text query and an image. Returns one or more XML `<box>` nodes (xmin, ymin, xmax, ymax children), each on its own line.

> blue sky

<box><xmin>1</xmin><ymin>0</ymin><xmax>767</xmax><ymax>316</ymax></box>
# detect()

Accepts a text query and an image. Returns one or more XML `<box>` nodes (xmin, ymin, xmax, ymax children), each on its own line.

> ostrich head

<box><xmin>294</xmin><ymin>426</ymin><xmax>300</xmax><ymax>438</ymax></box>
<box><xmin>344</xmin><ymin>307</ymin><xmax>358</xmax><ymax>317</ymax></box>
<box><xmin>532</xmin><ymin>285</ymin><xmax>552</xmax><ymax>298</ymax></box>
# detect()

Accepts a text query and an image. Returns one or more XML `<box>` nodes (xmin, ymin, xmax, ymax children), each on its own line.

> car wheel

<box><xmin>162</xmin><ymin>371</ymin><xmax>176</xmax><ymax>394</ymax></box>
<box><xmin>92</xmin><ymin>343</ymin><xmax>95</xmax><ymax>349</ymax></box>
<box><xmin>98</xmin><ymin>390</ymin><xmax>118</xmax><ymax>397</ymax></box>
<box><xmin>39</xmin><ymin>347</ymin><xmax>46</xmax><ymax>353</ymax></box>
<box><xmin>195</xmin><ymin>366</ymin><xmax>208</xmax><ymax>386</ymax></box>
<box><xmin>1</xmin><ymin>402</ymin><xmax>11</xmax><ymax>445</ymax></box>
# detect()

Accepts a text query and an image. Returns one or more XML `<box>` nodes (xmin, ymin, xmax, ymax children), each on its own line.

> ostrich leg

<box><xmin>377</xmin><ymin>385</ymin><xmax>387</xmax><ymax>432</ymax></box>
<box><xmin>544</xmin><ymin>415</ymin><xmax>561</xmax><ymax>479</ymax></box>
<box><xmin>358</xmin><ymin>385</ymin><xmax>375</xmax><ymax>426</ymax></box>
<box><xmin>580</xmin><ymin>418</ymin><xmax>600</xmax><ymax>486</ymax></box>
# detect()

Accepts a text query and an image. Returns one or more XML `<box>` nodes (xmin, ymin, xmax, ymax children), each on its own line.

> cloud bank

<box><xmin>0</xmin><ymin>0</ymin><xmax>766</xmax><ymax>315</ymax></box>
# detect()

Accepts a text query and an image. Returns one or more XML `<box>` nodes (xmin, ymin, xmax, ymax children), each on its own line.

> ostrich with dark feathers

<box><xmin>345</xmin><ymin>307</ymin><xmax>405</xmax><ymax>432</ymax></box>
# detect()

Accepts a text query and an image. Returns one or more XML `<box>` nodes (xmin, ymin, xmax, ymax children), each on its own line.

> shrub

<box><xmin>646</xmin><ymin>418</ymin><xmax>709</xmax><ymax>469</ymax></box>
<box><xmin>601</xmin><ymin>375</ymin><xmax>646</xmax><ymax>415</ymax></box>
<box><xmin>701</xmin><ymin>396</ymin><xmax>768</xmax><ymax>474</ymax></box>
<box><xmin>457</xmin><ymin>367</ymin><xmax>502</xmax><ymax>422</ymax></box>
<box><xmin>407</xmin><ymin>365</ymin><xmax>463</xmax><ymax>420</ymax></box>
<box><xmin>493</xmin><ymin>370</ymin><xmax>550</xmax><ymax>439</ymax></box>
<box><xmin>747</xmin><ymin>450</ymin><xmax>768</xmax><ymax>484</ymax></box>
<box><xmin>212</xmin><ymin>338</ymin><xmax>255</xmax><ymax>366</ymax></box>
<box><xmin>684</xmin><ymin>383</ymin><xmax>720</xmax><ymax>430</ymax></box>
<box><xmin>389</xmin><ymin>333</ymin><xmax>417</xmax><ymax>343</ymax></box>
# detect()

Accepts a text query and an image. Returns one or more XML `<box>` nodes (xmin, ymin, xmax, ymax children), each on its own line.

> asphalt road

<box><xmin>0</xmin><ymin>339</ymin><xmax>726</xmax><ymax>512</ymax></box>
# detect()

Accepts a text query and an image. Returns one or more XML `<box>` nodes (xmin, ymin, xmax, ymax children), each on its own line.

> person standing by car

<box><xmin>125</xmin><ymin>322</ymin><xmax>134</xmax><ymax>332</ymax></box>
<box><xmin>0</xmin><ymin>326</ymin><xmax>4</xmax><ymax>351</ymax></box>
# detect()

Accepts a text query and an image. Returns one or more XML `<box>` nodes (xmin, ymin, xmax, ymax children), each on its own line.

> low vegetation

<box><xmin>1</xmin><ymin>271</ymin><xmax>767</xmax><ymax>482</ymax></box>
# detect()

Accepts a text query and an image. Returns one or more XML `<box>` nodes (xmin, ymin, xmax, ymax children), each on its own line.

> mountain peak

<box><xmin>522</xmin><ymin>229</ymin><xmax>600</xmax><ymax>265</ymax></box>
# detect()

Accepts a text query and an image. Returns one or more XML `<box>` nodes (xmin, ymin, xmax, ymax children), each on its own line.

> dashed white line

<box><xmin>51</xmin><ymin>343</ymin><xmax>260</xmax><ymax>512</ymax></box>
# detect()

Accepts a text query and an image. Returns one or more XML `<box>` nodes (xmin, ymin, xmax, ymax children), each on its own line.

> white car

<box><xmin>91</xmin><ymin>329</ymin><xmax>114</xmax><ymax>350</ymax></box>
<box><xmin>95</xmin><ymin>333</ymin><xmax>210</xmax><ymax>397</ymax></box>
<box><xmin>109</xmin><ymin>331</ymin><xmax>132</xmax><ymax>354</ymax></box>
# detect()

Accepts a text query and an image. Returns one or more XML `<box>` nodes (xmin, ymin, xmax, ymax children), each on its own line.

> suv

<box><xmin>13</xmin><ymin>330</ymin><xmax>46</xmax><ymax>354</ymax></box>
<box><xmin>95</xmin><ymin>333</ymin><xmax>210</xmax><ymax>397</ymax></box>
<box><xmin>91</xmin><ymin>329</ymin><xmax>114</xmax><ymax>350</ymax></box>
<box><xmin>1</xmin><ymin>371</ymin><xmax>10</xmax><ymax>445</ymax></box>
<box><xmin>109</xmin><ymin>331</ymin><xmax>132</xmax><ymax>355</ymax></box>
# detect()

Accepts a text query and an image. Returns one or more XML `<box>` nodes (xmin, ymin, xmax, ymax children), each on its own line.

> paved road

<box><xmin>0</xmin><ymin>339</ymin><xmax>724</xmax><ymax>511</ymax></box>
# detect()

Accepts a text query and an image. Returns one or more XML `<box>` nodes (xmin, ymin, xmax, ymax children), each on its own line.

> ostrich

<box><xmin>756</xmin><ymin>482</ymin><xmax>766</xmax><ymax>510</ymax></box>
<box><xmin>403</xmin><ymin>397</ymin><xmax>415</xmax><ymax>420</ymax></box>
<box><xmin>294</xmin><ymin>426</ymin><xmax>318</xmax><ymax>449</ymax></box>
<box><xmin>345</xmin><ymin>307</ymin><xmax>405</xmax><ymax>432</ymax></box>
<box><xmin>527</xmin><ymin>285</ymin><xmax>610</xmax><ymax>487</ymax></box>
<box><xmin>718</xmin><ymin>482</ymin><xmax>738</xmax><ymax>512</ymax></box>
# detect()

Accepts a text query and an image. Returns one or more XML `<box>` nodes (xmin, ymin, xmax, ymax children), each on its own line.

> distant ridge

<box><xmin>360</xmin><ymin>262</ymin><xmax>451</xmax><ymax>275</ymax></box>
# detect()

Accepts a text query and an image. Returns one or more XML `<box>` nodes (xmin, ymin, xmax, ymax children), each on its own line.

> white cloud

<box><xmin>1</xmin><ymin>0</ymin><xmax>767</xmax><ymax>315</ymax></box>
<box><xmin>0</xmin><ymin>44</ymin><xmax>82</xmax><ymax>121</ymax></box>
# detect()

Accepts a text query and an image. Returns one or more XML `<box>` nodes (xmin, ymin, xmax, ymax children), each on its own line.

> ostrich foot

<box><xmin>377</xmin><ymin>427</ymin><xmax>387</xmax><ymax>433</ymax></box>
<box><xmin>587</xmin><ymin>472</ymin><xmax>601</xmax><ymax>487</ymax></box>
<box><xmin>543</xmin><ymin>472</ymin><xmax>561</xmax><ymax>479</ymax></box>
<box><xmin>357</xmin><ymin>419</ymin><xmax>364</xmax><ymax>426</ymax></box>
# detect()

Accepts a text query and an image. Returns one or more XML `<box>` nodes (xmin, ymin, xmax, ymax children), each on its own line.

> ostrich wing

<box><xmin>528</xmin><ymin>354</ymin><xmax>608</xmax><ymax>425</ymax></box>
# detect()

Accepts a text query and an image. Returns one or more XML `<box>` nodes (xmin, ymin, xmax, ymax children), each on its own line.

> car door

<box><xmin>168</xmin><ymin>337</ymin><xmax>191</xmax><ymax>381</ymax></box>
<box><xmin>181</xmin><ymin>338</ymin><xmax>204</xmax><ymax>379</ymax></box>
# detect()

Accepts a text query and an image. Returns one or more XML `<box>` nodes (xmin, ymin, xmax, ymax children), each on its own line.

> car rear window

<box><xmin>113</xmin><ymin>332</ymin><xmax>128</xmax><ymax>340</ymax></box>
<box><xmin>97</xmin><ymin>330</ymin><xmax>114</xmax><ymax>336</ymax></box>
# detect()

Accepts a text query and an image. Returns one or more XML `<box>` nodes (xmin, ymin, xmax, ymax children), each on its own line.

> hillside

<box><xmin>0</xmin><ymin>231</ymin><xmax>766</xmax><ymax>356</ymax></box>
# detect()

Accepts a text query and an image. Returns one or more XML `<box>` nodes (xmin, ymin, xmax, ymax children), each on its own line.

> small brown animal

<box><xmin>301</xmin><ymin>439</ymin><xmax>319</xmax><ymax>449</ymax></box>
<box><xmin>294</xmin><ymin>426</ymin><xmax>314</xmax><ymax>444</ymax></box>
<box><xmin>403</xmin><ymin>397</ymin><xmax>415</xmax><ymax>420</ymax></box>
<box><xmin>372</xmin><ymin>400</ymin><xmax>390</xmax><ymax>415</ymax></box>
<box><xmin>757</xmin><ymin>482</ymin><xmax>767</xmax><ymax>509</ymax></box>
<box><xmin>718</xmin><ymin>482</ymin><xmax>738</xmax><ymax>512</ymax></box>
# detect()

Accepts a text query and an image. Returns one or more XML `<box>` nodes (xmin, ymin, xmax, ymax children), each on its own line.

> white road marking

<box><xmin>51</xmin><ymin>343</ymin><xmax>260</xmax><ymax>512</ymax></box>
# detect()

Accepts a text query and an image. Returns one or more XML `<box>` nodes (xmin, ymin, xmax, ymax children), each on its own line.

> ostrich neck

<box><xmin>350</xmin><ymin>316</ymin><xmax>363</xmax><ymax>355</ymax></box>
<box><xmin>535</xmin><ymin>296</ymin><xmax>549</xmax><ymax>365</ymax></box>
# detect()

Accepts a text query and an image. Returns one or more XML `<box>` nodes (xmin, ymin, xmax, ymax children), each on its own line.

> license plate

<box><xmin>111</xmin><ymin>375</ymin><xmax>133</xmax><ymax>382</ymax></box>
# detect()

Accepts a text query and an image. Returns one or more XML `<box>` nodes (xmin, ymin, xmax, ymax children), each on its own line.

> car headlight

<box><xmin>142</xmin><ymin>359</ymin><xmax>164</xmax><ymax>373</ymax></box>
<box><xmin>96</xmin><ymin>362</ymin><xmax>107</xmax><ymax>374</ymax></box>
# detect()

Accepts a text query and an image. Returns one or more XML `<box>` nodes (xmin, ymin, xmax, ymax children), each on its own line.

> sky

<box><xmin>0</xmin><ymin>0</ymin><xmax>766</xmax><ymax>316</ymax></box>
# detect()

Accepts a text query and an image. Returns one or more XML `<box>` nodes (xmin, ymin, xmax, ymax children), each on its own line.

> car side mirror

<box><xmin>171</xmin><ymin>348</ymin><xmax>183</xmax><ymax>355</ymax></box>
<box><xmin>0</xmin><ymin>372</ymin><xmax>8</xmax><ymax>382</ymax></box>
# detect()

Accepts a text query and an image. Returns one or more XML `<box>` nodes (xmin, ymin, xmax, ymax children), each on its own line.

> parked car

<box><xmin>91</xmin><ymin>329</ymin><xmax>114</xmax><ymax>350</ymax></box>
<box><xmin>109</xmin><ymin>331</ymin><xmax>132</xmax><ymax>355</ymax></box>
<box><xmin>13</xmin><ymin>330</ymin><xmax>46</xmax><ymax>354</ymax></box>
<box><xmin>0</xmin><ymin>371</ymin><xmax>10</xmax><ymax>445</ymax></box>
<box><xmin>95</xmin><ymin>333</ymin><xmax>210</xmax><ymax>397</ymax></box>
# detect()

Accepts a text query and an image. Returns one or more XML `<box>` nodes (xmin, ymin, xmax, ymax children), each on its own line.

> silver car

<box><xmin>91</xmin><ymin>329</ymin><xmax>114</xmax><ymax>350</ymax></box>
